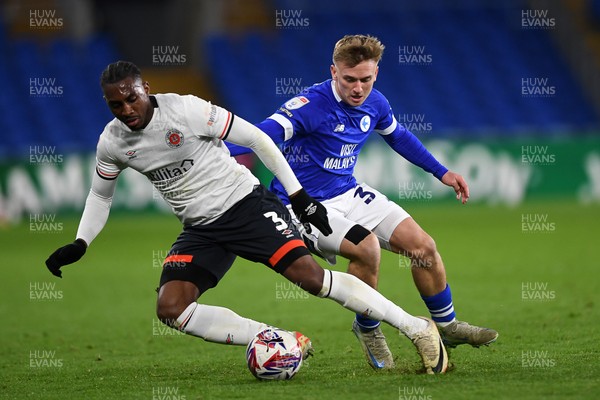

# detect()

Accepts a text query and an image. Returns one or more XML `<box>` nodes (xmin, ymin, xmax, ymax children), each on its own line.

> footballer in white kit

<box><xmin>44</xmin><ymin>61</ymin><xmax>449</xmax><ymax>375</ymax></box>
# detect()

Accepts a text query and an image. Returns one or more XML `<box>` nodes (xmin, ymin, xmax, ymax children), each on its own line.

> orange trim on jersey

<box><xmin>218</xmin><ymin>111</ymin><xmax>232</xmax><ymax>139</ymax></box>
<box><xmin>269</xmin><ymin>239</ymin><xmax>306</xmax><ymax>267</ymax></box>
<box><xmin>163</xmin><ymin>254</ymin><xmax>194</xmax><ymax>265</ymax></box>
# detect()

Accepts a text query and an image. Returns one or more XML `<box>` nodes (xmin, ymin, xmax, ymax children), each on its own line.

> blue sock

<box><xmin>421</xmin><ymin>284</ymin><xmax>456</xmax><ymax>325</ymax></box>
<box><xmin>354</xmin><ymin>313</ymin><xmax>380</xmax><ymax>331</ymax></box>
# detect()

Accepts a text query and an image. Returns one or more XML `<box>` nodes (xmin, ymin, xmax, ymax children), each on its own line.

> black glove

<box><xmin>45</xmin><ymin>239</ymin><xmax>87</xmax><ymax>278</ymax></box>
<box><xmin>290</xmin><ymin>189</ymin><xmax>333</xmax><ymax>236</ymax></box>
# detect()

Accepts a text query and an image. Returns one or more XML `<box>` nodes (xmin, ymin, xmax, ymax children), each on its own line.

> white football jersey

<box><xmin>95</xmin><ymin>93</ymin><xmax>259</xmax><ymax>225</ymax></box>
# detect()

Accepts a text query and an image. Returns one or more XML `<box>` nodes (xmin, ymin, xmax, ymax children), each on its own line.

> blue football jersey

<box><xmin>268</xmin><ymin>79</ymin><xmax>397</xmax><ymax>204</ymax></box>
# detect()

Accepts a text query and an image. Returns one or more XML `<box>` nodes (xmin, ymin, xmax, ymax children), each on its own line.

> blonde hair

<box><xmin>332</xmin><ymin>35</ymin><xmax>385</xmax><ymax>67</ymax></box>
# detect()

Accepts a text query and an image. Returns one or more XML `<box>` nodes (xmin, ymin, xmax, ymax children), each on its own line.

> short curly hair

<box><xmin>100</xmin><ymin>61</ymin><xmax>142</xmax><ymax>87</ymax></box>
<box><xmin>332</xmin><ymin>35</ymin><xmax>385</xmax><ymax>67</ymax></box>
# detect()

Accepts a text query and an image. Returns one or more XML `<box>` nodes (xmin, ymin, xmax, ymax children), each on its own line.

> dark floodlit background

<box><xmin>1</xmin><ymin>2</ymin><xmax>600</xmax><ymax>398</ymax></box>
<box><xmin>1</xmin><ymin>0</ymin><xmax>599</xmax><ymax>217</ymax></box>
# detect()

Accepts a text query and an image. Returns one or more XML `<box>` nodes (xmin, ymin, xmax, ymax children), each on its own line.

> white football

<box><xmin>246</xmin><ymin>328</ymin><xmax>303</xmax><ymax>380</ymax></box>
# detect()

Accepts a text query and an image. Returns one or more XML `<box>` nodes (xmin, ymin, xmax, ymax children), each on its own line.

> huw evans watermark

<box><xmin>398</xmin><ymin>113</ymin><xmax>432</xmax><ymax>134</ymax></box>
<box><xmin>152</xmin><ymin>318</ymin><xmax>186</xmax><ymax>337</ymax></box>
<box><xmin>275</xmin><ymin>281</ymin><xmax>309</xmax><ymax>300</ymax></box>
<box><xmin>152</xmin><ymin>386</ymin><xmax>186</xmax><ymax>400</ymax></box>
<box><xmin>521</xmin><ymin>145</ymin><xmax>556</xmax><ymax>165</ymax></box>
<box><xmin>281</xmin><ymin>145</ymin><xmax>310</xmax><ymax>163</ymax></box>
<box><xmin>30</xmin><ymin>78</ymin><xmax>63</xmax><ymax>97</ymax></box>
<box><xmin>398</xmin><ymin>249</ymin><xmax>433</xmax><ymax>270</ymax></box>
<box><xmin>398</xmin><ymin>45</ymin><xmax>432</xmax><ymax>66</ymax></box>
<box><xmin>275</xmin><ymin>77</ymin><xmax>310</xmax><ymax>97</ymax></box>
<box><xmin>399</xmin><ymin>386</ymin><xmax>432</xmax><ymax>400</ymax></box>
<box><xmin>521</xmin><ymin>214</ymin><xmax>556</xmax><ymax>233</ymax></box>
<box><xmin>30</xmin><ymin>146</ymin><xmax>64</xmax><ymax>165</ymax></box>
<box><xmin>29</xmin><ymin>9</ymin><xmax>63</xmax><ymax>29</ymax></box>
<box><xmin>152</xmin><ymin>45</ymin><xmax>187</xmax><ymax>66</ymax></box>
<box><xmin>30</xmin><ymin>350</ymin><xmax>63</xmax><ymax>368</ymax></box>
<box><xmin>521</xmin><ymin>9</ymin><xmax>555</xmax><ymax>29</ymax></box>
<box><xmin>521</xmin><ymin>77</ymin><xmax>556</xmax><ymax>97</ymax></box>
<box><xmin>29</xmin><ymin>214</ymin><xmax>63</xmax><ymax>233</ymax></box>
<box><xmin>521</xmin><ymin>282</ymin><xmax>556</xmax><ymax>301</ymax></box>
<box><xmin>399</xmin><ymin>181</ymin><xmax>433</xmax><ymax>201</ymax></box>
<box><xmin>154</xmin><ymin>251</ymin><xmax>187</xmax><ymax>269</ymax></box>
<box><xmin>30</xmin><ymin>282</ymin><xmax>63</xmax><ymax>301</ymax></box>
<box><xmin>521</xmin><ymin>350</ymin><xmax>556</xmax><ymax>368</ymax></box>
<box><xmin>275</xmin><ymin>9</ymin><xmax>309</xmax><ymax>29</ymax></box>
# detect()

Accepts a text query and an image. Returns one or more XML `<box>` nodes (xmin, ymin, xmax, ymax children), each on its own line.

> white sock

<box><xmin>175</xmin><ymin>303</ymin><xmax>269</xmax><ymax>345</ymax></box>
<box><xmin>319</xmin><ymin>270</ymin><xmax>427</xmax><ymax>337</ymax></box>
<box><xmin>436</xmin><ymin>320</ymin><xmax>455</xmax><ymax>328</ymax></box>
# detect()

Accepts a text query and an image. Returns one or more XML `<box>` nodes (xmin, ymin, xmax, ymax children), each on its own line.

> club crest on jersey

<box><xmin>360</xmin><ymin>116</ymin><xmax>371</xmax><ymax>132</ymax></box>
<box><xmin>284</xmin><ymin>96</ymin><xmax>310</xmax><ymax>110</ymax></box>
<box><xmin>165</xmin><ymin>129</ymin><xmax>184</xmax><ymax>148</ymax></box>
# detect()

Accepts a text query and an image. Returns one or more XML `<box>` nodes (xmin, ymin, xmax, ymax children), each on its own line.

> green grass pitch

<box><xmin>1</xmin><ymin>199</ymin><xmax>598</xmax><ymax>399</ymax></box>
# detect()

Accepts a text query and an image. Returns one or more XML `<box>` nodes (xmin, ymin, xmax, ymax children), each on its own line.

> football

<box><xmin>246</xmin><ymin>328</ymin><xmax>303</xmax><ymax>380</ymax></box>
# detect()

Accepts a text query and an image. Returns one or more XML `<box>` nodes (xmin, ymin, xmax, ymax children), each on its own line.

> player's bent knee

<box><xmin>357</xmin><ymin>233</ymin><xmax>381</xmax><ymax>264</ymax></box>
<box><xmin>156</xmin><ymin>280</ymin><xmax>200</xmax><ymax>324</ymax></box>
<box><xmin>156</xmin><ymin>296</ymin><xmax>191</xmax><ymax>324</ymax></box>
<box><xmin>408</xmin><ymin>233</ymin><xmax>438</xmax><ymax>264</ymax></box>
<box><xmin>420</xmin><ymin>234</ymin><xmax>438</xmax><ymax>258</ymax></box>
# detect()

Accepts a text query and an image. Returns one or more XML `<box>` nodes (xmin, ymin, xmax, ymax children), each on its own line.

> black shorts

<box><xmin>159</xmin><ymin>185</ymin><xmax>310</xmax><ymax>292</ymax></box>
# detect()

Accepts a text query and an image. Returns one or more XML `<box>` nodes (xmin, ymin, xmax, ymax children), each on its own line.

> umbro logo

<box><xmin>125</xmin><ymin>150</ymin><xmax>138</xmax><ymax>159</ymax></box>
<box><xmin>334</xmin><ymin>124</ymin><xmax>345</xmax><ymax>132</ymax></box>
<box><xmin>305</xmin><ymin>203</ymin><xmax>317</xmax><ymax>216</ymax></box>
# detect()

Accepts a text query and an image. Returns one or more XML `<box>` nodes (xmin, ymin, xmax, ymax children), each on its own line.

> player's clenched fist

<box><xmin>290</xmin><ymin>188</ymin><xmax>333</xmax><ymax>236</ymax></box>
<box><xmin>45</xmin><ymin>239</ymin><xmax>87</xmax><ymax>278</ymax></box>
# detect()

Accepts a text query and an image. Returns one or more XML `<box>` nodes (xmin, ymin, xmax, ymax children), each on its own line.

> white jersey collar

<box><xmin>331</xmin><ymin>80</ymin><xmax>343</xmax><ymax>103</ymax></box>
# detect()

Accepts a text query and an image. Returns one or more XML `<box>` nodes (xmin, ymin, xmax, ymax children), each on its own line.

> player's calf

<box><xmin>281</xmin><ymin>255</ymin><xmax>326</xmax><ymax>296</ymax></box>
<box><xmin>156</xmin><ymin>280</ymin><xmax>200</xmax><ymax>325</ymax></box>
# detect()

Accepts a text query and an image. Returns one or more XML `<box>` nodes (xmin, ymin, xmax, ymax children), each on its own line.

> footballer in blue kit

<box><xmin>229</xmin><ymin>34</ymin><xmax>498</xmax><ymax>370</ymax></box>
<box><xmin>266</xmin><ymin>80</ymin><xmax>447</xmax><ymax>205</ymax></box>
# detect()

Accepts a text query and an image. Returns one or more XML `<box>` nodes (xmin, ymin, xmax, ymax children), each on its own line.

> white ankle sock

<box><xmin>175</xmin><ymin>303</ymin><xmax>269</xmax><ymax>345</ymax></box>
<box><xmin>319</xmin><ymin>269</ymin><xmax>427</xmax><ymax>337</ymax></box>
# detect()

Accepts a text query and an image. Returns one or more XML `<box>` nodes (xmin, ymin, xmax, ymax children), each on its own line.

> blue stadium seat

<box><xmin>0</xmin><ymin>29</ymin><xmax>121</xmax><ymax>156</ymax></box>
<box><xmin>203</xmin><ymin>2</ymin><xmax>599</xmax><ymax>136</ymax></box>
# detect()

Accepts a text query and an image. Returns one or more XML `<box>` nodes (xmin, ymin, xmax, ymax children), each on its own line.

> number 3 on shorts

<box><xmin>263</xmin><ymin>211</ymin><xmax>288</xmax><ymax>231</ymax></box>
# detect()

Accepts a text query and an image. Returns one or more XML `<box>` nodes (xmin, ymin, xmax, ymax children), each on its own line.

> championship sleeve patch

<box><xmin>284</xmin><ymin>96</ymin><xmax>310</xmax><ymax>110</ymax></box>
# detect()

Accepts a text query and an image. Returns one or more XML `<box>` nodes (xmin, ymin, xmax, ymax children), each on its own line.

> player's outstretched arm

<box><xmin>224</xmin><ymin>116</ymin><xmax>332</xmax><ymax>235</ymax></box>
<box><xmin>380</xmin><ymin>124</ymin><xmax>448</xmax><ymax>180</ymax></box>
<box><xmin>45</xmin><ymin>171</ymin><xmax>116</xmax><ymax>277</ymax></box>
<box><xmin>380</xmin><ymin>124</ymin><xmax>469</xmax><ymax>203</ymax></box>
<box><xmin>226</xmin><ymin>119</ymin><xmax>286</xmax><ymax>157</ymax></box>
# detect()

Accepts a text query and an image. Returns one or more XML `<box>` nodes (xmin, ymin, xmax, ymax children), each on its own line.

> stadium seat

<box><xmin>202</xmin><ymin>2</ymin><xmax>599</xmax><ymax>137</ymax></box>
